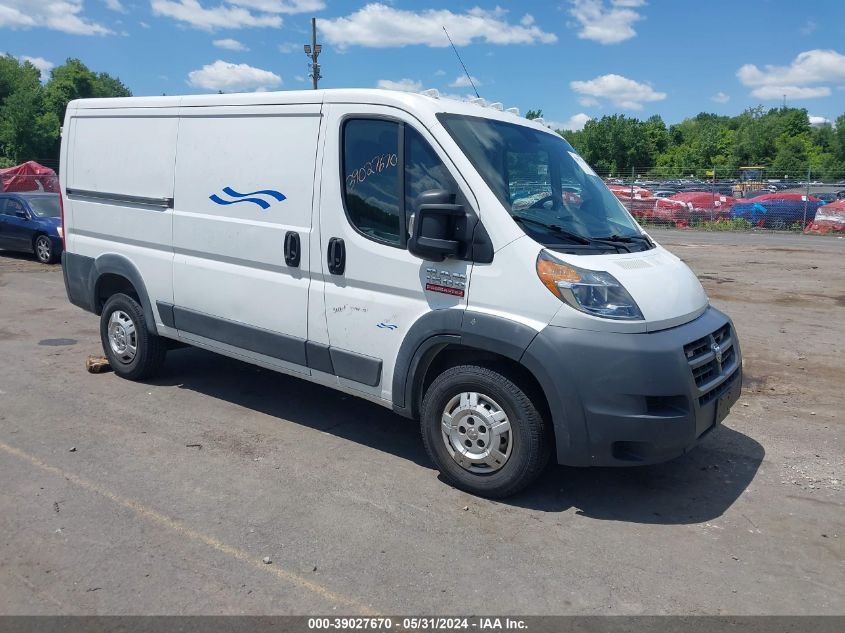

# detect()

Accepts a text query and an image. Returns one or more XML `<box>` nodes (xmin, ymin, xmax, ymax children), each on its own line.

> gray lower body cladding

<box><xmin>64</xmin><ymin>249</ymin><xmax>741</xmax><ymax>467</ymax></box>
<box><xmin>524</xmin><ymin>306</ymin><xmax>742</xmax><ymax>467</ymax></box>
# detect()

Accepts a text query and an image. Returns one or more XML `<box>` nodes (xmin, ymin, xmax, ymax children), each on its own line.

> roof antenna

<box><xmin>443</xmin><ymin>26</ymin><xmax>480</xmax><ymax>98</ymax></box>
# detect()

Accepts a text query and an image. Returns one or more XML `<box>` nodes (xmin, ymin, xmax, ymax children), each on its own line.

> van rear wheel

<box><xmin>100</xmin><ymin>293</ymin><xmax>166</xmax><ymax>380</ymax></box>
<box><xmin>420</xmin><ymin>365</ymin><xmax>549</xmax><ymax>498</ymax></box>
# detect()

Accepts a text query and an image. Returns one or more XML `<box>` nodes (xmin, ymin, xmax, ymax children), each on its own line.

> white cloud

<box><xmin>809</xmin><ymin>115</ymin><xmax>831</xmax><ymax>127</ymax></box>
<box><xmin>294</xmin><ymin>74</ymin><xmax>305</xmax><ymax>82</ymax></box>
<box><xmin>711</xmin><ymin>91</ymin><xmax>730</xmax><ymax>104</ymax></box>
<box><xmin>104</xmin><ymin>0</ymin><xmax>127</xmax><ymax>12</ymax></box>
<box><xmin>226</xmin><ymin>0</ymin><xmax>323</xmax><ymax>12</ymax></box>
<box><xmin>214</xmin><ymin>38</ymin><xmax>248</xmax><ymax>51</ymax></box>
<box><xmin>449</xmin><ymin>75</ymin><xmax>481</xmax><ymax>89</ymax></box>
<box><xmin>751</xmin><ymin>85</ymin><xmax>831</xmax><ymax>100</ymax></box>
<box><xmin>187</xmin><ymin>60</ymin><xmax>282</xmax><ymax>91</ymax></box>
<box><xmin>562</xmin><ymin>113</ymin><xmax>592</xmax><ymax>131</ymax></box>
<box><xmin>800</xmin><ymin>19</ymin><xmax>817</xmax><ymax>36</ymax></box>
<box><xmin>737</xmin><ymin>49</ymin><xmax>845</xmax><ymax>100</ymax></box>
<box><xmin>18</xmin><ymin>55</ymin><xmax>55</xmax><ymax>80</ymax></box>
<box><xmin>568</xmin><ymin>0</ymin><xmax>646</xmax><ymax>45</ymax></box>
<box><xmin>151</xmin><ymin>0</ymin><xmax>282</xmax><ymax>31</ymax></box>
<box><xmin>434</xmin><ymin>69</ymin><xmax>446</xmax><ymax>77</ymax></box>
<box><xmin>570</xmin><ymin>73</ymin><xmax>665</xmax><ymax>110</ymax></box>
<box><xmin>544</xmin><ymin>113</ymin><xmax>593</xmax><ymax>132</ymax></box>
<box><xmin>376</xmin><ymin>78</ymin><xmax>423</xmax><ymax>92</ymax></box>
<box><xmin>320</xmin><ymin>4</ymin><xmax>556</xmax><ymax>49</ymax></box>
<box><xmin>0</xmin><ymin>0</ymin><xmax>112</xmax><ymax>35</ymax></box>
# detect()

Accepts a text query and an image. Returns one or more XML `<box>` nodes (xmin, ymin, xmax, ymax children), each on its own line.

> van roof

<box><xmin>67</xmin><ymin>88</ymin><xmax>558</xmax><ymax>135</ymax></box>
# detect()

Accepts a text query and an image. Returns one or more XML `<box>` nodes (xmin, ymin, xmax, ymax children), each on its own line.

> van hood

<box><xmin>548</xmin><ymin>246</ymin><xmax>709</xmax><ymax>333</ymax></box>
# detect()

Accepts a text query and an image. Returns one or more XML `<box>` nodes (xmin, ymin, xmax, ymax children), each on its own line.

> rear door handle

<box><xmin>327</xmin><ymin>237</ymin><xmax>345</xmax><ymax>275</ymax></box>
<box><xmin>284</xmin><ymin>231</ymin><xmax>300</xmax><ymax>267</ymax></box>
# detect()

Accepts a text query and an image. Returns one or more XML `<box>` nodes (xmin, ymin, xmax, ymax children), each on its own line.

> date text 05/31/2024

<box><xmin>307</xmin><ymin>617</ymin><xmax>528</xmax><ymax>630</ymax></box>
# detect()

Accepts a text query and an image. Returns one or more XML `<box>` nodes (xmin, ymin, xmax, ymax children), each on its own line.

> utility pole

<box><xmin>711</xmin><ymin>165</ymin><xmax>716</xmax><ymax>221</ymax></box>
<box><xmin>304</xmin><ymin>17</ymin><xmax>322</xmax><ymax>90</ymax></box>
<box><xmin>803</xmin><ymin>165</ymin><xmax>811</xmax><ymax>228</ymax></box>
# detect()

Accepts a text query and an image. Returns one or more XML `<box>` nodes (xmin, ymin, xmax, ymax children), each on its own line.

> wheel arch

<box><xmin>90</xmin><ymin>254</ymin><xmax>158</xmax><ymax>335</ymax></box>
<box><xmin>392</xmin><ymin>310</ymin><xmax>563</xmax><ymax>453</ymax></box>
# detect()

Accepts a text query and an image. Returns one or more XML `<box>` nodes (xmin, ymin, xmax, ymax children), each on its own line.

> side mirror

<box><xmin>407</xmin><ymin>190</ymin><xmax>465</xmax><ymax>262</ymax></box>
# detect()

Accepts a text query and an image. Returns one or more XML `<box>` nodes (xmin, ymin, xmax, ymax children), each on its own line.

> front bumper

<box><xmin>522</xmin><ymin>306</ymin><xmax>742</xmax><ymax>466</ymax></box>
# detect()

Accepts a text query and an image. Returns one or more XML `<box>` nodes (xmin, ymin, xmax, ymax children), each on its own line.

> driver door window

<box><xmin>342</xmin><ymin>119</ymin><xmax>460</xmax><ymax>249</ymax></box>
<box><xmin>342</xmin><ymin>119</ymin><xmax>402</xmax><ymax>246</ymax></box>
<box><xmin>405</xmin><ymin>127</ymin><xmax>458</xmax><ymax>211</ymax></box>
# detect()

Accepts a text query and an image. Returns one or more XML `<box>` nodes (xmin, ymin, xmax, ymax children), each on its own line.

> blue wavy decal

<box><xmin>377</xmin><ymin>322</ymin><xmax>398</xmax><ymax>330</ymax></box>
<box><xmin>209</xmin><ymin>186</ymin><xmax>287</xmax><ymax>210</ymax></box>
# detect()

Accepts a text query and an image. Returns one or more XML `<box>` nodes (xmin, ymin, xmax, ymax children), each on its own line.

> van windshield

<box><xmin>437</xmin><ymin>114</ymin><xmax>645</xmax><ymax>245</ymax></box>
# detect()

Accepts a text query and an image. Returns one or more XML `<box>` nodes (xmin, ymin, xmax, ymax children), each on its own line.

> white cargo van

<box><xmin>59</xmin><ymin>89</ymin><xmax>742</xmax><ymax>497</ymax></box>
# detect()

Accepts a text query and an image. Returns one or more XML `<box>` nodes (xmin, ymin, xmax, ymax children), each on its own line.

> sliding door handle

<box><xmin>327</xmin><ymin>237</ymin><xmax>345</xmax><ymax>275</ymax></box>
<box><xmin>284</xmin><ymin>231</ymin><xmax>301</xmax><ymax>267</ymax></box>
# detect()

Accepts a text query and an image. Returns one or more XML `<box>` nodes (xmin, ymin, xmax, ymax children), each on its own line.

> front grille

<box><xmin>683</xmin><ymin>323</ymin><xmax>738</xmax><ymax>400</ymax></box>
<box><xmin>699</xmin><ymin>365</ymin><xmax>740</xmax><ymax>406</ymax></box>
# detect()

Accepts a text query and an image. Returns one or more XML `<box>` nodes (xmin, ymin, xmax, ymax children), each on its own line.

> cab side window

<box><xmin>342</xmin><ymin>119</ymin><xmax>402</xmax><ymax>245</ymax></box>
<box><xmin>342</xmin><ymin>119</ymin><xmax>464</xmax><ymax>248</ymax></box>
<box><xmin>405</xmin><ymin>127</ymin><xmax>457</xmax><ymax>212</ymax></box>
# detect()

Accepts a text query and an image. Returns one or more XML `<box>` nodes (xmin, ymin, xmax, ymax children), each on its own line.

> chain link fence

<box><xmin>595</xmin><ymin>166</ymin><xmax>845</xmax><ymax>233</ymax></box>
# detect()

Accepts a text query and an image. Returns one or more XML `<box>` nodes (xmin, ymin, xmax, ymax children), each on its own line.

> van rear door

<box><xmin>65</xmin><ymin>107</ymin><xmax>179</xmax><ymax>318</ymax></box>
<box><xmin>171</xmin><ymin>103</ymin><xmax>320</xmax><ymax>374</ymax></box>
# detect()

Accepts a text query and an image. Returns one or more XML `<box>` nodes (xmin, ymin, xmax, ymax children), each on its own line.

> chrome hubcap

<box><xmin>108</xmin><ymin>310</ymin><xmax>137</xmax><ymax>363</ymax></box>
<box><xmin>441</xmin><ymin>391</ymin><xmax>512</xmax><ymax>473</ymax></box>
<box><xmin>36</xmin><ymin>237</ymin><xmax>51</xmax><ymax>261</ymax></box>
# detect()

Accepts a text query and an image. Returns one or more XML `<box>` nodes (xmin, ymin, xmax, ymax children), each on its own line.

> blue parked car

<box><xmin>0</xmin><ymin>192</ymin><xmax>63</xmax><ymax>264</ymax></box>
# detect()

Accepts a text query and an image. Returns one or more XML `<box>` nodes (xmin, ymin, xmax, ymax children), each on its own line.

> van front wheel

<box><xmin>100</xmin><ymin>293</ymin><xmax>166</xmax><ymax>380</ymax></box>
<box><xmin>420</xmin><ymin>365</ymin><xmax>549</xmax><ymax>498</ymax></box>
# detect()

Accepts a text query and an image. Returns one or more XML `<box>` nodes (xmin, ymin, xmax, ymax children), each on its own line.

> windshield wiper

<box><xmin>594</xmin><ymin>233</ymin><xmax>651</xmax><ymax>243</ymax></box>
<box><xmin>511</xmin><ymin>214</ymin><xmax>592</xmax><ymax>245</ymax></box>
<box><xmin>592</xmin><ymin>233</ymin><xmax>655</xmax><ymax>250</ymax></box>
<box><xmin>629</xmin><ymin>233</ymin><xmax>655</xmax><ymax>247</ymax></box>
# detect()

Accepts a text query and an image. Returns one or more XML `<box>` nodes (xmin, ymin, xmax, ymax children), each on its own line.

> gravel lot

<box><xmin>0</xmin><ymin>230</ymin><xmax>842</xmax><ymax>615</ymax></box>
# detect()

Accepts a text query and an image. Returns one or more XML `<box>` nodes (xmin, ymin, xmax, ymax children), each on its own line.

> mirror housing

<box><xmin>407</xmin><ymin>190</ymin><xmax>465</xmax><ymax>262</ymax></box>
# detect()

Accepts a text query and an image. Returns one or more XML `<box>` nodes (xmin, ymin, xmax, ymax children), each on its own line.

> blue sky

<box><xmin>4</xmin><ymin>1</ymin><xmax>845</xmax><ymax>130</ymax></box>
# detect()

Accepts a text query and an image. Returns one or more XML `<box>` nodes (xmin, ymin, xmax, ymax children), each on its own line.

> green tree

<box><xmin>0</xmin><ymin>56</ymin><xmax>131</xmax><ymax>166</ymax></box>
<box><xmin>0</xmin><ymin>56</ymin><xmax>45</xmax><ymax>163</ymax></box>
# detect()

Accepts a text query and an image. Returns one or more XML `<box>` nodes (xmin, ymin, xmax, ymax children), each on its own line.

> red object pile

<box><xmin>804</xmin><ymin>200</ymin><xmax>845</xmax><ymax>234</ymax></box>
<box><xmin>653</xmin><ymin>192</ymin><xmax>737</xmax><ymax>227</ymax></box>
<box><xmin>0</xmin><ymin>161</ymin><xmax>59</xmax><ymax>193</ymax></box>
<box><xmin>607</xmin><ymin>184</ymin><xmax>656</xmax><ymax>218</ymax></box>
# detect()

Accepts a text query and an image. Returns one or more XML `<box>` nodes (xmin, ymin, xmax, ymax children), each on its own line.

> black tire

<box><xmin>100</xmin><ymin>293</ymin><xmax>166</xmax><ymax>380</ymax></box>
<box><xmin>34</xmin><ymin>234</ymin><xmax>58</xmax><ymax>264</ymax></box>
<box><xmin>420</xmin><ymin>365</ymin><xmax>549</xmax><ymax>499</ymax></box>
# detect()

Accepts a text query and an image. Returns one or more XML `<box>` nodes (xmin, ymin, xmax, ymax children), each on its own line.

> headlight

<box><xmin>536</xmin><ymin>250</ymin><xmax>644</xmax><ymax>320</ymax></box>
<box><xmin>56</xmin><ymin>226</ymin><xmax>63</xmax><ymax>238</ymax></box>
